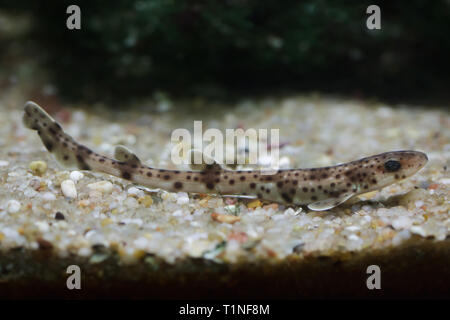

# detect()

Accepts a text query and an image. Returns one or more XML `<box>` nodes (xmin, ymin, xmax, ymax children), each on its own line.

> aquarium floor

<box><xmin>0</xmin><ymin>94</ymin><xmax>448</xmax><ymax>298</ymax></box>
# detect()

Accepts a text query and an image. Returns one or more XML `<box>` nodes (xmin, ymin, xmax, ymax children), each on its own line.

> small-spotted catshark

<box><xmin>23</xmin><ymin>101</ymin><xmax>428</xmax><ymax>211</ymax></box>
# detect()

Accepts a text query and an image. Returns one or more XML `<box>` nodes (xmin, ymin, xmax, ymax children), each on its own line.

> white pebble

<box><xmin>414</xmin><ymin>200</ymin><xmax>424</xmax><ymax>208</ymax></box>
<box><xmin>78</xmin><ymin>247</ymin><xmax>92</xmax><ymax>257</ymax></box>
<box><xmin>6</xmin><ymin>200</ymin><xmax>21</xmax><ymax>213</ymax></box>
<box><xmin>410</xmin><ymin>226</ymin><xmax>427</xmax><ymax>237</ymax></box>
<box><xmin>392</xmin><ymin>230</ymin><xmax>411</xmax><ymax>246</ymax></box>
<box><xmin>348</xmin><ymin>234</ymin><xmax>361</xmax><ymax>241</ymax></box>
<box><xmin>87</xmin><ymin>181</ymin><xmax>113</xmax><ymax>194</ymax></box>
<box><xmin>391</xmin><ymin>216</ymin><xmax>412</xmax><ymax>230</ymax></box>
<box><xmin>0</xmin><ymin>160</ymin><xmax>9</xmax><ymax>167</ymax></box>
<box><xmin>42</xmin><ymin>192</ymin><xmax>56</xmax><ymax>201</ymax></box>
<box><xmin>70</xmin><ymin>171</ymin><xmax>84</xmax><ymax>182</ymax></box>
<box><xmin>127</xmin><ymin>186</ymin><xmax>142</xmax><ymax>196</ymax></box>
<box><xmin>124</xmin><ymin>197</ymin><xmax>139</xmax><ymax>208</ymax></box>
<box><xmin>61</xmin><ymin>179</ymin><xmax>77</xmax><ymax>198</ymax></box>
<box><xmin>172</xmin><ymin>209</ymin><xmax>185</xmax><ymax>217</ymax></box>
<box><xmin>345</xmin><ymin>225</ymin><xmax>360</xmax><ymax>232</ymax></box>
<box><xmin>279</xmin><ymin>156</ymin><xmax>291</xmax><ymax>168</ymax></box>
<box><xmin>120</xmin><ymin>218</ymin><xmax>143</xmax><ymax>226</ymax></box>
<box><xmin>176</xmin><ymin>192</ymin><xmax>190</xmax><ymax>205</ymax></box>
<box><xmin>284</xmin><ymin>207</ymin><xmax>302</xmax><ymax>216</ymax></box>
<box><xmin>35</xmin><ymin>221</ymin><xmax>50</xmax><ymax>233</ymax></box>
<box><xmin>134</xmin><ymin>237</ymin><xmax>149</xmax><ymax>249</ymax></box>
<box><xmin>438</xmin><ymin>178</ymin><xmax>450</xmax><ymax>185</ymax></box>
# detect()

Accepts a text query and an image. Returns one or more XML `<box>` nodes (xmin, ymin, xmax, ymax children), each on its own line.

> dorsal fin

<box><xmin>188</xmin><ymin>149</ymin><xmax>222</xmax><ymax>171</ymax></box>
<box><xmin>307</xmin><ymin>192</ymin><xmax>355</xmax><ymax>211</ymax></box>
<box><xmin>114</xmin><ymin>145</ymin><xmax>142</xmax><ymax>166</ymax></box>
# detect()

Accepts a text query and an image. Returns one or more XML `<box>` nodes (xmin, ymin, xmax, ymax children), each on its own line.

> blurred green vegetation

<box><xmin>2</xmin><ymin>0</ymin><xmax>450</xmax><ymax>102</ymax></box>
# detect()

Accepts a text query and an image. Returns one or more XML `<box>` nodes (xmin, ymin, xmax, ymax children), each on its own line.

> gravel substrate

<box><xmin>0</xmin><ymin>95</ymin><xmax>449</xmax><ymax>298</ymax></box>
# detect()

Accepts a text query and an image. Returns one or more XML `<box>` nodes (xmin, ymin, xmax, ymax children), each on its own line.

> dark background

<box><xmin>1</xmin><ymin>0</ymin><xmax>449</xmax><ymax>104</ymax></box>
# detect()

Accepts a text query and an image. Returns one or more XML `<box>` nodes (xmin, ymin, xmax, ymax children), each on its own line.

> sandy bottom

<box><xmin>0</xmin><ymin>91</ymin><xmax>448</xmax><ymax>297</ymax></box>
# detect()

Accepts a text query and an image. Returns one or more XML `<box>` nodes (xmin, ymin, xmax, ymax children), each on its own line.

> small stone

<box><xmin>42</xmin><ymin>192</ymin><xmax>56</xmax><ymax>201</ymax></box>
<box><xmin>138</xmin><ymin>195</ymin><xmax>153</xmax><ymax>207</ymax></box>
<box><xmin>35</xmin><ymin>221</ymin><xmax>50</xmax><ymax>233</ymax></box>
<box><xmin>211</xmin><ymin>213</ymin><xmax>241</xmax><ymax>224</ymax></box>
<box><xmin>55</xmin><ymin>212</ymin><xmax>65</xmax><ymax>220</ymax></box>
<box><xmin>29</xmin><ymin>160</ymin><xmax>47</xmax><ymax>175</ymax></box>
<box><xmin>101</xmin><ymin>218</ymin><xmax>113</xmax><ymax>227</ymax></box>
<box><xmin>6</xmin><ymin>200</ymin><xmax>21</xmax><ymax>213</ymax></box>
<box><xmin>391</xmin><ymin>216</ymin><xmax>412</xmax><ymax>230</ymax></box>
<box><xmin>284</xmin><ymin>207</ymin><xmax>301</xmax><ymax>216</ymax></box>
<box><xmin>69</xmin><ymin>171</ymin><xmax>84</xmax><ymax>182</ymax></box>
<box><xmin>263</xmin><ymin>203</ymin><xmax>279</xmax><ymax>211</ymax></box>
<box><xmin>348</xmin><ymin>234</ymin><xmax>360</xmax><ymax>241</ymax></box>
<box><xmin>127</xmin><ymin>186</ymin><xmax>142</xmax><ymax>196</ymax></box>
<box><xmin>410</xmin><ymin>226</ymin><xmax>427</xmax><ymax>237</ymax></box>
<box><xmin>87</xmin><ymin>181</ymin><xmax>113</xmax><ymax>194</ymax></box>
<box><xmin>61</xmin><ymin>179</ymin><xmax>77</xmax><ymax>198</ymax></box>
<box><xmin>438</xmin><ymin>178</ymin><xmax>450</xmax><ymax>185</ymax></box>
<box><xmin>124</xmin><ymin>197</ymin><xmax>139</xmax><ymax>208</ymax></box>
<box><xmin>279</xmin><ymin>156</ymin><xmax>291</xmax><ymax>168</ymax></box>
<box><xmin>414</xmin><ymin>200</ymin><xmax>424</xmax><ymax>208</ymax></box>
<box><xmin>36</xmin><ymin>238</ymin><xmax>53</xmax><ymax>250</ymax></box>
<box><xmin>0</xmin><ymin>160</ymin><xmax>9</xmax><ymax>167</ymax></box>
<box><xmin>176</xmin><ymin>192</ymin><xmax>190</xmax><ymax>205</ymax></box>
<box><xmin>247</xmin><ymin>200</ymin><xmax>262</xmax><ymax>209</ymax></box>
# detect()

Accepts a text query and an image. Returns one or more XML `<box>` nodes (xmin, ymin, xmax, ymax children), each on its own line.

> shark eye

<box><xmin>384</xmin><ymin>160</ymin><xmax>401</xmax><ymax>172</ymax></box>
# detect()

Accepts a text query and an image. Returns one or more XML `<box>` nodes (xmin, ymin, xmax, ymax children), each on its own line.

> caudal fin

<box><xmin>23</xmin><ymin>101</ymin><xmax>80</xmax><ymax>169</ymax></box>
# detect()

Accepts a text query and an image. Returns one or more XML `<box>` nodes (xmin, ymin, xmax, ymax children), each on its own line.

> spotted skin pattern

<box><xmin>23</xmin><ymin>101</ymin><xmax>428</xmax><ymax>211</ymax></box>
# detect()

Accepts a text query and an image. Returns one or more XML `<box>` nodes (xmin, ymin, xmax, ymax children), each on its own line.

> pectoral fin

<box><xmin>114</xmin><ymin>145</ymin><xmax>142</xmax><ymax>166</ymax></box>
<box><xmin>307</xmin><ymin>193</ymin><xmax>355</xmax><ymax>211</ymax></box>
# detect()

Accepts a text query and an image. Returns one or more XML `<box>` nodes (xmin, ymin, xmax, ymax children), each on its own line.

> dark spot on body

<box><xmin>311</xmin><ymin>196</ymin><xmax>318</xmax><ymax>201</ymax></box>
<box><xmin>206</xmin><ymin>182</ymin><xmax>214</xmax><ymax>190</ymax></box>
<box><xmin>303</xmin><ymin>187</ymin><xmax>308</xmax><ymax>192</ymax></box>
<box><xmin>281</xmin><ymin>193</ymin><xmax>292</xmax><ymax>203</ymax></box>
<box><xmin>240</xmin><ymin>176</ymin><xmax>246</xmax><ymax>181</ymax></box>
<box><xmin>250</xmin><ymin>183</ymin><xmax>256</xmax><ymax>189</ymax></box>
<box><xmin>122</xmin><ymin>171</ymin><xmax>131</xmax><ymax>179</ymax></box>
<box><xmin>163</xmin><ymin>174</ymin><xmax>170</xmax><ymax>180</ymax></box>
<box><xmin>174</xmin><ymin>182</ymin><xmax>183</xmax><ymax>189</ymax></box>
<box><xmin>147</xmin><ymin>172</ymin><xmax>152</xmax><ymax>177</ymax></box>
<box><xmin>277</xmin><ymin>181</ymin><xmax>283</xmax><ymax>188</ymax></box>
<box><xmin>229</xmin><ymin>179</ymin><xmax>235</xmax><ymax>185</ymax></box>
<box><xmin>43</xmin><ymin>140</ymin><xmax>53</xmax><ymax>152</ymax></box>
